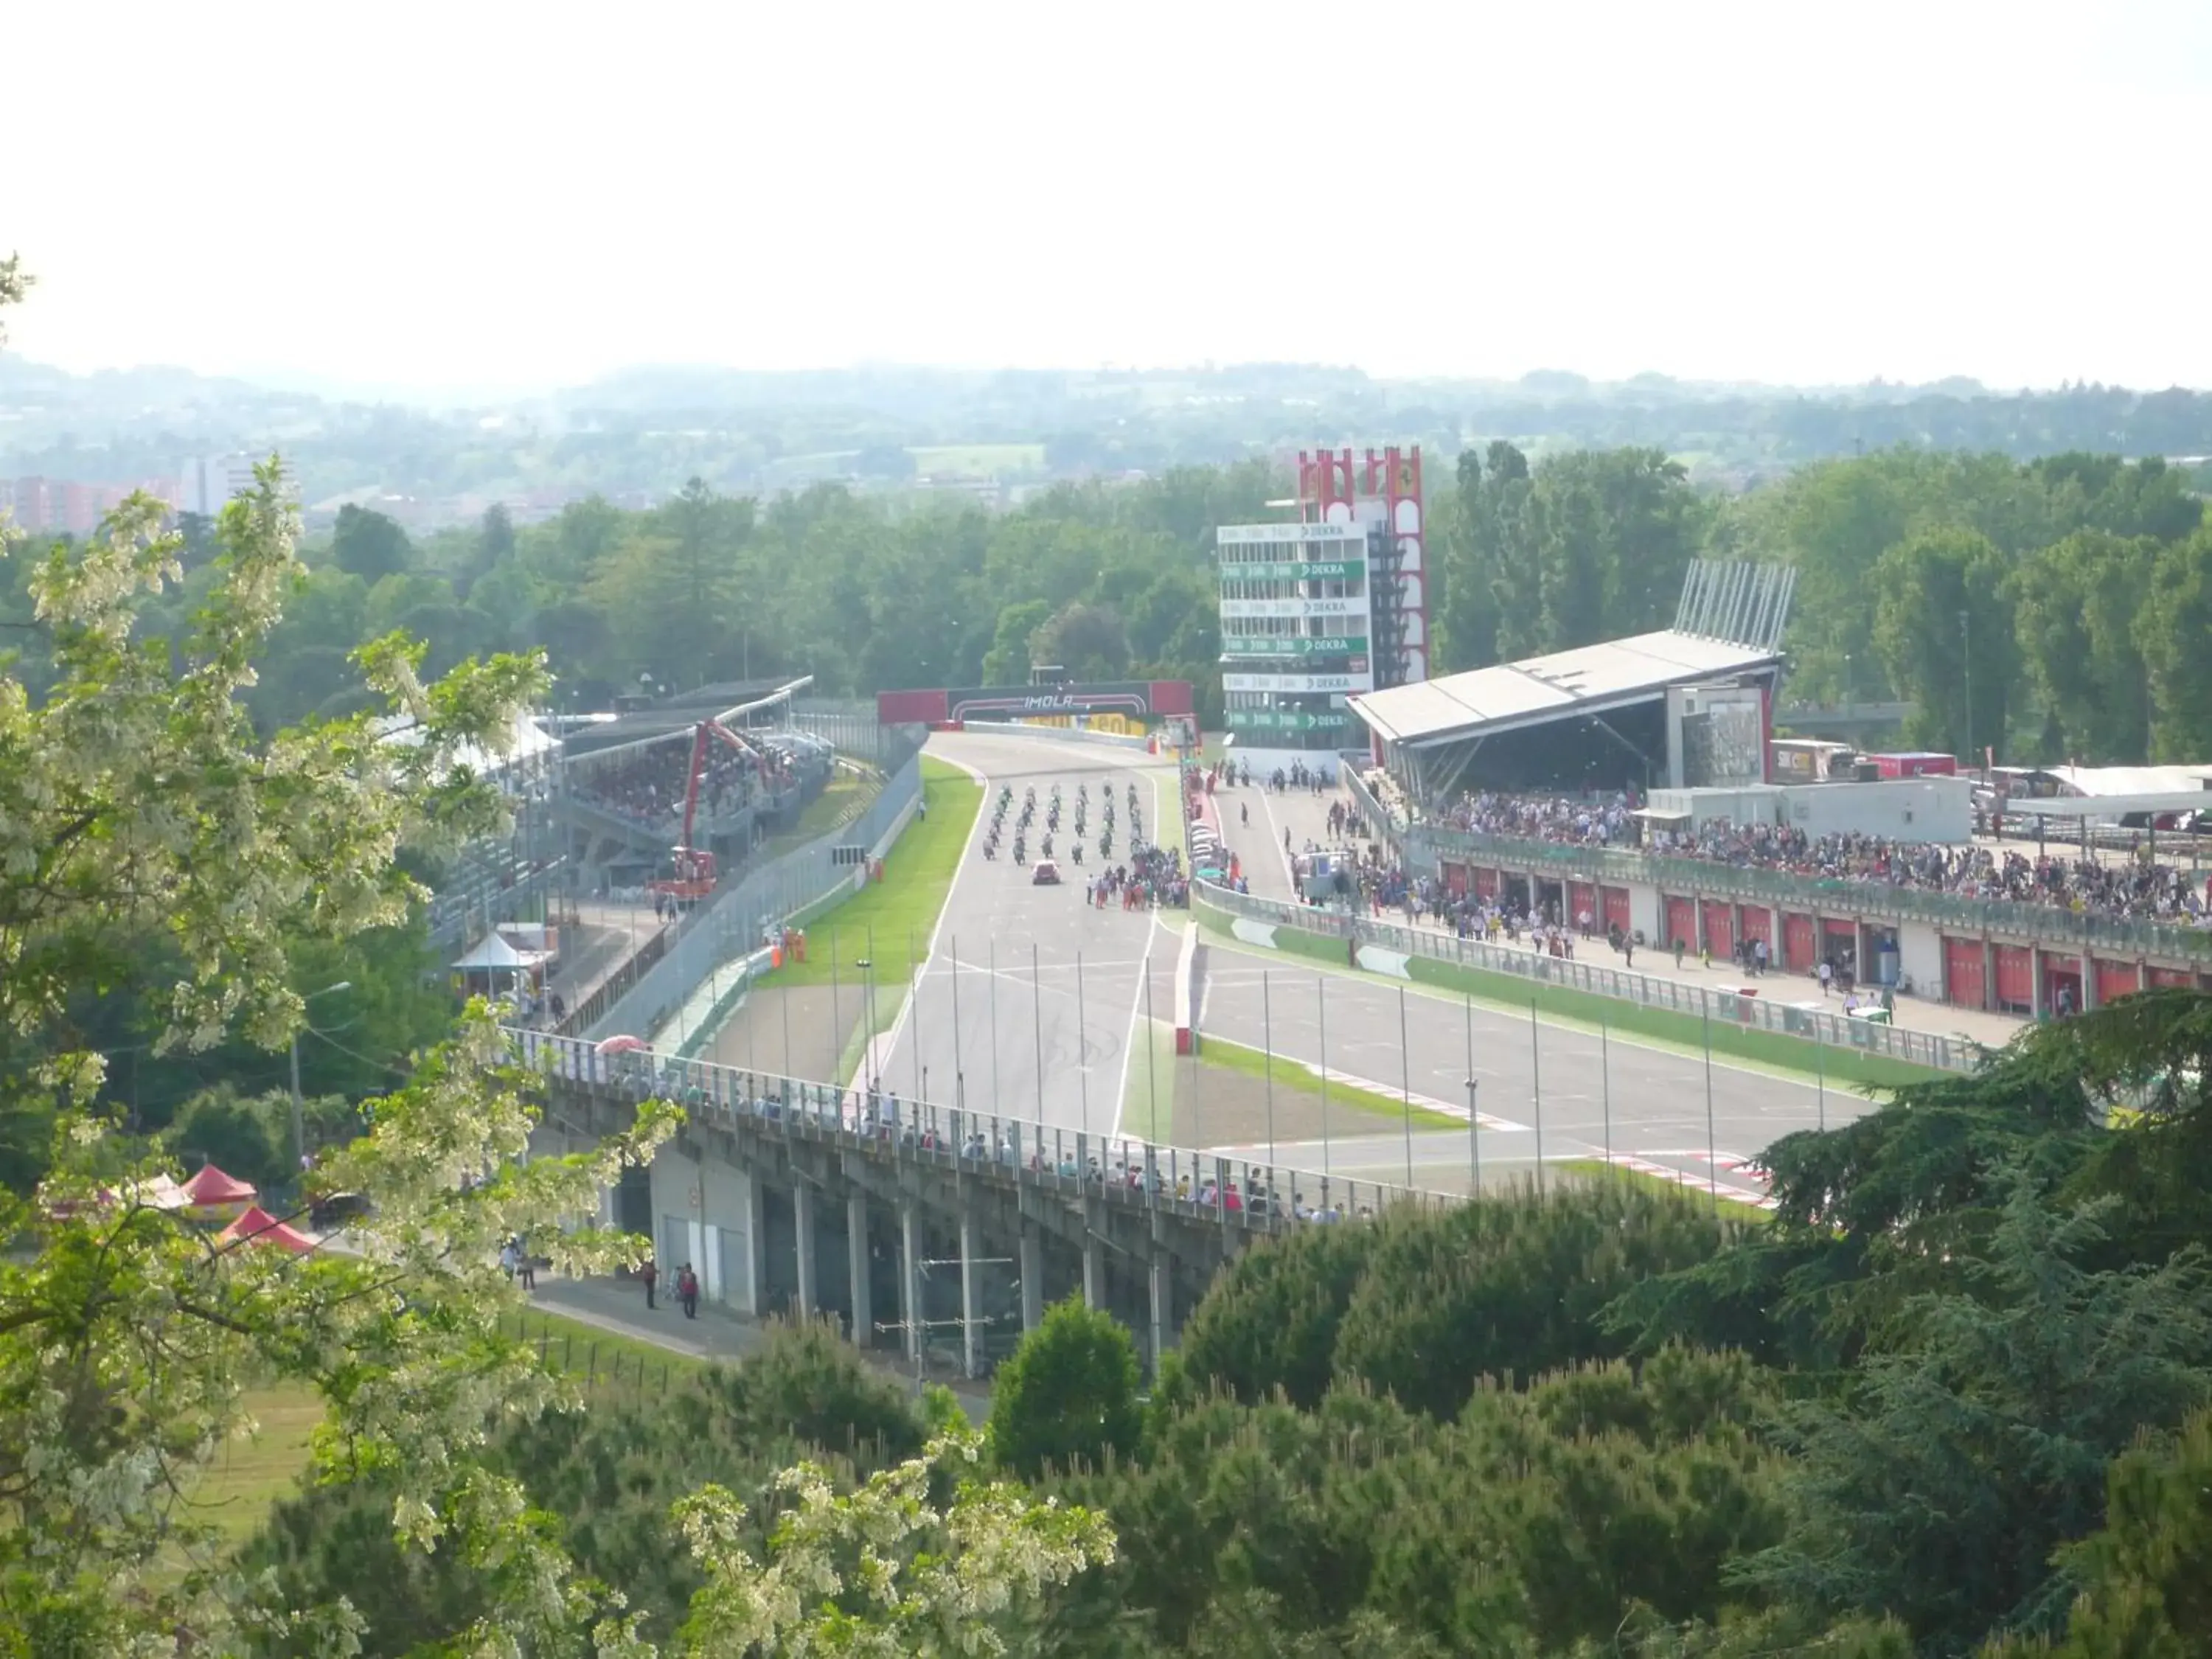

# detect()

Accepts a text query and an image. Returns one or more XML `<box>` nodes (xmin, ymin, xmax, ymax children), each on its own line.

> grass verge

<box><xmin>181</xmin><ymin>1307</ymin><xmax>711</xmax><ymax>1551</ymax></box>
<box><xmin>1556</xmin><ymin>1158</ymin><xmax>1775</xmax><ymax>1219</ymax></box>
<box><xmin>1191</xmin><ymin>894</ymin><xmax>1941</xmax><ymax>1092</ymax></box>
<box><xmin>187</xmin><ymin>1384</ymin><xmax>325</xmax><ymax>1545</ymax></box>
<box><xmin>1197</xmin><ymin>1032</ymin><xmax>1466</xmax><ymax>1130</ymax></box>
<box><xmin>500</xmin><ymin>1305</ymin><xmax>712</xmax><ymax>1394</ymax></box>
<box><xmin>1121</xmin><ymin>1016</ymin><xmax>1179</xmax><ymax>1142</ymax></box>
<box><xmin>765</xmin><ymin>756</ymin><xmax>980</xmax><ymax>992</ymax></box>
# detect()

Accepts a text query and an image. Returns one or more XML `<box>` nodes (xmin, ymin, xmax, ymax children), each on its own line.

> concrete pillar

<box><xmin>900</xmin><ymin>1203</ymin><xmax>922</xmax><ymax>1362</ymax></box>
<box><xmin>1983</xmin><ymin>937</ymin><xmax>1996</xmax><ymax>1013</ymax></box>
<box><xmin>793</xmin><ymin>1183</ymin><xmax>817</xmax><ymax>1315</ymax></box>
<box><xmin>2031</xmin><ymin>947</ymin><xmax>2048</xmax><ymax>1020</ymax></box>
<box><xmin>1082</xmin><ymin>1203</ymin><xmax>1105</xmax><ymax>1310</ymax></box>
<box><xmin>959</xmin><ymin>1208</ymin><xmax>981</xmax><ymax>1380</ymax></box>
<box><xmin>847</xmin><ymin>1193</ymin><xmax>872</xmax><ymax>1348</ymax></box>
<box><xmin>1147</xmin><ymin>1211</ymin><xmax>1170</xmax><ymax>1373</ymax></box>
<box><xmin>743</xmin><ymin>1172</ymin><xmax>768</xmax><ymax>1317</ymax></box>
<box><xmin>1020</xmin><ymin>1227</ymin><xmax>1044</xmax><ymax>1333</ymax></box>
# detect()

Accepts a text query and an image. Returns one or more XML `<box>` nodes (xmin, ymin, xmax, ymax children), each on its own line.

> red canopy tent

<box><xmin>216</xmin><ymin>1205</ymin><xmax>315</xmax><ymax>1256</ymax></box>
<box><xmin>181</xmin><ymin>1164</ymin><xmax>257</xmax><ymax>1221</ymax></box>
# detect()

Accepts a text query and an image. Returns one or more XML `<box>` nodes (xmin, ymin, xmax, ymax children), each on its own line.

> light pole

<box><xmin>291</xmin><ymin>981</ymin><xmax>352</xmax><ymax>1178</ymax></box>
<box><xmin>1959</xmin><ymin>608</ymin><xmax>1972</xmax><ymax>768</ymax></box>
<box><xmin>857</xmin><ymin>958</ymin><xmax>877</xmax><ymax>1093</ymax></box>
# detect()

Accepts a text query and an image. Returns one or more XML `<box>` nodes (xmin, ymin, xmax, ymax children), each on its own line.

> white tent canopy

<box><xmin>451</xmin><ymin>932</ymin><xmax>548</xmax><ymax>971</ymax></box>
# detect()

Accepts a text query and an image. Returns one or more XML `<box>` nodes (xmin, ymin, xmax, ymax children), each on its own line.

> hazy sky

<box><xmin>8</xmin><ymin>0</ymin><xmax>2210</xmax><ymax>393</ymax></box>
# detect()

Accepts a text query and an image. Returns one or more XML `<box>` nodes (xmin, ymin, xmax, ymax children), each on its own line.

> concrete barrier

<box><xmin>975</xmin><ymin>722</ymin><xmax>1154</xmax><ymax>753</ymax></box>
<box><xmin>1174</xmin><ymin>919</ymin><xmax>1200</xmax><ymax>1054</ymax></box>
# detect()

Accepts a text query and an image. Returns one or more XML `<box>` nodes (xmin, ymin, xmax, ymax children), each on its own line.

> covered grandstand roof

<box><xmin>2042</xmin><ymin>765</ymin><xmax>2212</xmax><ymax>797</ymax></box>
<box><xmin>1349</xmin><ymin>629</ymin><xmax>1785</xmax><ymax>750</ymax></box>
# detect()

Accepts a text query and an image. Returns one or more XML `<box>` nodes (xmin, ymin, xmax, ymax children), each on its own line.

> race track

<box><xmin>869</xmin><ymin>731</ymin><xmax>1871</xmax><ymax>1205</ymax></box>
<box><xmin>869</xmin><ymin>730</ymin><xmax>1184</xmax><ymax>1144</ymax></box>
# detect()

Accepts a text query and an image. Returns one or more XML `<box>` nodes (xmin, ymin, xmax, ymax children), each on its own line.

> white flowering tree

<box><xmin>0</xmin><ymin>271</ymin><xmax>1113</xmax><ymax>1656</ymax></box>
<box><xmin>641</xmin><ymin>1433</ymin><xmax>1116</xmax><ymax>1658</ymax></box>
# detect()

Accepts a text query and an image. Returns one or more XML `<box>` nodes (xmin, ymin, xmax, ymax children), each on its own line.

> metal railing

<box><xmin>1194</xmin><ymin>880</ymin><xmax>1980</xmax><ymax>1074</ymax></box>
<box><xmin>427</xmin><ymin>854</ymin><xmax>566</xmax><ymax>947</ymax></box>
<box><xmin>513</xmin><ymin>1027</ymin><xmax>1451</xmax><ymax>1223</ymax></box>
<box><xmin>1403</xmin><ymin>825</ymin><xmax>2212</xmax><ymax>964</ymax></box>
<box><xmin>1340</xmin><ymin>768</ymin><xmax>1405</xmax><ymax>860</ymax></box>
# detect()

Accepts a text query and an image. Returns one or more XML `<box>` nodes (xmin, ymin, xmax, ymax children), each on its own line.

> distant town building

<box><xmin>178</xmin><ymin>454</ymin><xmax>265</xmax><ymax>518</ymax></box>
<box><xmin>3</xmin><ymin>474</ymin><xmax>181</xmax><ymax>536</ymax></box>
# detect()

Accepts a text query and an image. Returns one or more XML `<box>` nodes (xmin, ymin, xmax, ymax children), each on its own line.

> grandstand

<box><xmin>1349</xmin><ymin>562</ymin><xmax>1793</xmax><ymax>799</ymax></box>
<box><xmin>550</xmin><ymin>677</ymin><xmax>838</xmax><ymax>890</ymax></box>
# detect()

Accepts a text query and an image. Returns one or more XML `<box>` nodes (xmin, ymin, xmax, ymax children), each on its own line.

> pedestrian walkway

<box><xmin>1221</xmin><ymin>778</ymin><xmax>2030</xmax><ymax>1054</ymax></box>
<box><xmin>527</xmin><ymin>1276</ymin><xmax>991</xmax><ymax>1420</ymax></box>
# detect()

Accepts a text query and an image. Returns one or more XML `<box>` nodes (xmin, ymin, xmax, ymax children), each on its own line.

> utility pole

<box><xmin>874</xmin><ymin>1251</ymin><xmax>1014</xmax><ymax>1388</ymax></box>
<box><xmin>291</xmin><ymin>981</ymin><xmax>352</xmax><ymax>1179</ymax></box>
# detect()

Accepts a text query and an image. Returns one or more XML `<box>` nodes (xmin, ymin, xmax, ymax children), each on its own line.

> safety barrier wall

<box><xmin>584</xmin><ymin>748</ymin><xmax>923</xmax><ymax>1043</ymax></box>
<box><xmin>979</xmin><ymin>722</ymin><xmax>1155</xmax><ymax>753</ymax></box>
<box><xmin>513</xmin><ymin>1026</ymin><xmax>1455</xmax><ymax>1217</ymax></box>
<box><xmin>1193</xmin><ymin>879</ymin><xmax>1977</xmax><ymax>1075</ymax></box>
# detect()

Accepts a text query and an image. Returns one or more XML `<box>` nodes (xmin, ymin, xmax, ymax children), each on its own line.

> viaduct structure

<box><xmin>524</xmin><ymin>1032</ymin><xmax>1425</xmax><ymax>1376</ymax></box>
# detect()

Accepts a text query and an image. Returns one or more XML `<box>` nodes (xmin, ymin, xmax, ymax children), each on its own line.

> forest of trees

<box><xmin>207</xmin><ymin>992</ymin><xmax>2212</xmax><ymax>1658</ymax></box>
<box><xmin>7</xmin><ymin>442</ymin><xmax>2204</xmax><ymax>772</ymax></box>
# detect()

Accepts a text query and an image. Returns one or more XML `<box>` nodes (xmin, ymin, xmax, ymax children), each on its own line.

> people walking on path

<box><xmin>639</xmin><ymin>1256</ymin><xmax>658</xmax><ymax>1310</ymax></box>
<box><xmin>678</xmin><ymin>1262</ymin><xmax>700</xmax><ymax>1318</ymax></box>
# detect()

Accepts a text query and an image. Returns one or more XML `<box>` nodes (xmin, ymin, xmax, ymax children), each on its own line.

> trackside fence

<box><xmin>512</xmin><ymin>1027</ymin><xmax>1457</xmax><ymax>1221</ymax></box>
<box><xmin>1194</xmin><ymin>880</ymin><xmax>1980</xmax><ymax>1074</ymax></box>
<box><xmin>583</xmin><ymin>737</ymin><xmax>923</xmax><ymax>1043</ymax></box>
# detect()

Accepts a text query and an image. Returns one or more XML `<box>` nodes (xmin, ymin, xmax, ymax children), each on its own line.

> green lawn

<box><xmin>501</xmin><ymin>1305</ymin><xmax>711</xmax><ymax>1395</ymax></box>
<box><xmin>1198</xmin><ymin>1032</ymin><xmax>1467</xmax><ymax>1130</ymax></box>
<box><xmin>187</xmin><ymin>1384</ymin><xmax>327</xmax><ymax>1545</ymax></box>
<box><xmin>768</xmin><ymin>756</ymin><xmax>981</xmax><ymax>991</ymax></box>
<box><xmin>177</xmin><ymin>1307</ymin><xmax>704</xmax><ymax>1551</ymax></box>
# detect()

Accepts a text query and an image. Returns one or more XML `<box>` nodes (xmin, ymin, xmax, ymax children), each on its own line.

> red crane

<box><xmin>649</xmin><ymin>719</ymin><xmax>771</xmax><ymax>903</ymax></box>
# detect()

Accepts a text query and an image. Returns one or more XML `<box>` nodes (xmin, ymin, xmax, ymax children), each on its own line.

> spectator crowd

<box><xmin>566</xmin><ymin>730</ymin><xmax>823</xmax><ymax>835</ymax></box>
<box><xmin>1409</xmin><ymin>787</ymin><xmax>2212</xmax><ymax>931</ymax></box>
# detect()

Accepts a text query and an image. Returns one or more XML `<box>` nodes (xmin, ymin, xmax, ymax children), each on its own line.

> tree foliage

<box><xmin>989</xmin><ymin>1296</ymin><xmax>1144</xmax><ymax>1478</ymax></box>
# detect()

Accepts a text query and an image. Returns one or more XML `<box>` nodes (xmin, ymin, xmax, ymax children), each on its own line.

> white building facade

<box><xmin>1215</xmin><ymin>445</ymin><xmax>1427</xmax><ymax>780</ymax></box>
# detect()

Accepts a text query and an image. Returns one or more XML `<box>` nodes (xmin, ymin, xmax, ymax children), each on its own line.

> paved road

<box><xmin>870</xmin><ymin>730</ymin><xmax>1186</xmax><ymax>1147</ymax></box>
<box><xmin>868</xmin><ymin>734</ymin><xmax>1871</xmax><ymax>1206</ymax></box>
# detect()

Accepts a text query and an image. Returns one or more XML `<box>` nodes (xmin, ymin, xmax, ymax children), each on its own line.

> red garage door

<box><xmin>1664</xmin><ymin>897</ymin><xmax>1697</xmax><ymax>953</ymax></box>
<box><xmin>2149</xmin><ymin>966</ymin><xmax>2196</xmax><ymax>990</ymax></box>
<box><xmin>2095</xmin><ymin>959</ymin><xmax>2140</xmax><ymax>1005</ymax></box>
<box><xmin>1738</xmin><ymin>905</ymin><xmax>1773</xmax><ymax>953</ymax></box>
<box><xmin>1944</xmin><ymin>937</ymin><xmax>1986</xmax><ymax>1009</ymax></box>
<box><xmin>1700</xmin><ymin>900</ymin><xmax>1735</xmax><ymax>961</ymax></box>
<box><xmin>1602</xmin><ymin>886</ymin><xmax>1632</xmax><ymax>939</ymax></box>
<box><xmin>1994</xmin><ymin>945</ymin><xmax>2034</xmax><ymax>1009</ymax></box>
<box><xmin>1783</xmin><ymin>914</ymin><xmax>1818</xmax><ymax>973</ymax></box>
<box><xmin>1475</xmin><ymin>867</ymin><xmax>1500</xmax><ymax>900</ymax></box>
<box><xmin>1442</xmin><ymin>862</ymin><xmax>1468</xmax><ymax>897</ymax></box>
<box><xmin>1568</xmin><ymin>882</ymin><xmax>1599</xmax><ymax>931</ymax></box>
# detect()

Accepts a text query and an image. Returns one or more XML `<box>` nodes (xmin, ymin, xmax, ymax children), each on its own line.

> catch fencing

<box><xmin>583</xmin><ymin>737</ymin><xmax>923</xmax><ymax>1043</ymax></box>
<box><xmin>1197</xmin><ymin>880</ymin><xmax>1979</xmax><ymax>1074</ymax></box>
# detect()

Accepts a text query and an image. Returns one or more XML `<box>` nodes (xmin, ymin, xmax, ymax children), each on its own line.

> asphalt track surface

<box><xmin>874</xmin><ymin>734</ymin><xmax>1874</xmax><ymax>1205</ymax></box>
<box><xmin>869</xmin><ymin>730</ymin><xmax>1185</xmax><ymax>1148</ymax></box>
